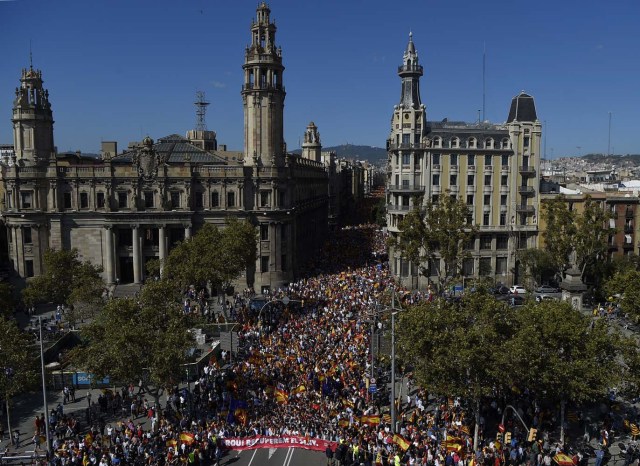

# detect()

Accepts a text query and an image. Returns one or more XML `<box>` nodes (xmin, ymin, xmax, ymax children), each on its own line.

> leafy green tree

<box><xmin>388</xmin><ymin>192</ymin><xmax>477</xmax><ymax>293</ymax></box>
<box><xmin>22</xmin><ymin>249</ymin><xmax>105</xmax><ymax>321</ymax></box>
<box><xmin>71</xmin><ymin>280</ymin><xmax>193</xmax><ymax>405</ymax></box>
<box><xmin>397</xmin><ymin>293</ymin><xmax>514</xmax><ymax>448</ymax></box>
<box><xmin>541</xmin><ymin>196</ymin><xmax>576</xmax><ymax>276</ymax></box>
<box><xmin>162</xmin><ymin>218</ymin><xmax>257</xmax><ymax>292</ymax></box>
<box><xmin>500</xmin><ymin>299</ymin><xmax>620</xmax><ymax>442</ymax></box>
<box><xmin>517</xmin><ymin>249</ymin><xmax>557</xmax><ymax>287</ymax></box>
<box><xmin>541</xmin><ymin>196</ymin><xmax>612</xmax><ymax>282</ymax></box>
<box><xmin>603</xmin><ymin>269</ymin><xmax>640</xmax><ymax>320</ymax></box>
<box><xmin>0</xmin><ymin>283</ymin><xmax>15</xmax><ymax>318</ymax></box>
<box><xmin>0</xmin><ymin>317</ymin><xmax>38</xmax><ymax>440</ymax></box>
<box><xmin>574</xmin><ymin>197</ymin><xmax>612</xmax><ymax>281</ymax></box>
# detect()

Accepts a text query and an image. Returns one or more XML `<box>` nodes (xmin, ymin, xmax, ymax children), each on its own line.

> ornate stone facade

<box><xmin>386</xmin><ymin>34</ymin><xmax>542</xmax><ymax>288</ymax></box>
<box><xmin>1</xmin><ymin>3</ymin><xmax>328</xmax><ymax>293</ymax></box>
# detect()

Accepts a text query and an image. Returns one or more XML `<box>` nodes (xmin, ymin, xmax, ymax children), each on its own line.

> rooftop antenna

<box><xmin>29</xmin><ymin>39</ymin><xmax>33</xmax><ymax>69</ymax></box>
<box><xmin>482</xmin><ymin>41</ymin><xmax>486</xmax><ymax>122</ymax></box>
<box><xmin>194</xmin><ymin>91</ymin><xmax>210</xmax><ymax>131</ymax></box>
<box><xmin>543</xmin><ymin>120</ymin><xmax>547</xmax><ymax>160</ymax></box>
<box><xmin>607</xmin><ymin>111</ymin><xmax>612</xmax><ymax>156</ymax></box>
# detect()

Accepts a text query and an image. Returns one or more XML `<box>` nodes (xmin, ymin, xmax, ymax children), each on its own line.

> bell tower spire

<box><xmin>242</xmin><ymin>2</ymin><xmax>286</xmax><ymax>166</ymax></box>
<box><xmin>11</xmin><ymin>65</ymin><xmax>54</xmax><ymax>164</ymax></box>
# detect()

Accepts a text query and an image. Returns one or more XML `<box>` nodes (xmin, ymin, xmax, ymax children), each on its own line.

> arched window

<box><xmin>468</xmin><ymin>138</ymin><xmax>477</xmax><ymax>149</ymax></box>
<box><xmin>501</xmin><ymin>138</ymin><xmax>510</xmax><ymax>149</ymax></box>
<box><xmin>433</xmin><ymin>137</ymin><xmax>442</xmax><ymax>148</ymax></box>
<box><xmin>485</xmin><ymin>138</ymin><xmax>494</xmax><ymax>149</ymax></box>
<box><xmin>451</xmin><ymin>137</ymin><xmax>460</xmax><ymax>148</ymax></box>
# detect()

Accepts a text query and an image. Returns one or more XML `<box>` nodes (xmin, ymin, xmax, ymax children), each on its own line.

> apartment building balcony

<box><xmin>468</xmin><ymin>165</ymin><xmax>476</xmax><ymax>173</ymax></box>
<box><xmin>388</xmin><ymin>204</ymin><xmax>412</xmax><ymax>213</ymax></box>
<box><xmin>432</xmin><ymin>164</ymin><xmax>441</xmax><ymax>173</ymax></box>
<box><xmin>466</xmin><ymin>185</ymin><xmax>476</xmax><ymax>194</ymax></box>
<box><xmin>484</xmin><ymin>165</ymin><xmax>493</xmax><ymax>173</ymax></box>
<box><xmin>388</xmin><ymin>184</ymin><xmax>425</xmax><ymax>193</ymax></box>
<box><xmin>516</xmin><ymin>204</ymin><xmax>535</xmax><ymax>213</ymax></box>
<box><xmin>387</xmin><ymin>142</ymin><xmax>429</xmax><ymax>151</ymax></box>
<box><xmin>626</xmin><ymin>209</ymin><xmax>635</xmax><ymax>219</ymax></box>
<box><xmin>450</xmin><ymin>165</ymin><xmax>459</xmax><ymax>174</ymax></box>
<box><xmin>624</xmin><ymin>225</ymin><xmax>634</xmax><ymax>233</ymax></box>
<box><xmin>519</xmin><ymin>166</ymin><xmax>536</xmax><ymax>176</ymax></box>
<box><xmin>518</xmin><ymin>186</ymin><xmax>535</xmax><ymax>195</ymax></box>
<box><xmin>501</xmin><ymin>165</ymin><xmax>510</xmax><ymax>174</ymax></box>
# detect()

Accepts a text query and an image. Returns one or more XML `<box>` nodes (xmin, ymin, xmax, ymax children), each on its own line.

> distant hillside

<box><xmin>292</xmin><ymin>144</ymin><xmax>386</xmax><ymax>164</ymax></box>
<box><xmin>580</xmin><ymin>153</ymin><xmax>640</xmax><ymax>166</ymax></box>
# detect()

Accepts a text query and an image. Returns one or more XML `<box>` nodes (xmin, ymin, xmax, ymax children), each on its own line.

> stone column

<box><xmin>184</xmin><ymin>224</ymin><xmax>192</xmax><ymax>239</ymax></box>
<box><xmin>158</xmin><ymin>225</ymin><xmax>167</xmax><ymax>276</ymax></box>
<box><xmin>104</xmin><ymin>226</ymin><xmax>115</xmax><ymax>284</ymax></box>
<box><xmin>132</xmin><ymin>225</ymin><xmax>141</xmax><ymax>284</ymax></box>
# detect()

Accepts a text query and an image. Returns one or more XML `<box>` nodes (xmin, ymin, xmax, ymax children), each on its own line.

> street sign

<box><xmin>498</xmin><ymin>424</ymin><xmax>505</xmax><ymax>433</ymax></box>
<box><xmin>370</xmin><ymin>377</ymin><xmax>376</xmax><ymax>384</ymax></box>
<box><xmin>369</xmin><ymin>384</ymin><xmax>377</xmax><ymax>393</ymax></box>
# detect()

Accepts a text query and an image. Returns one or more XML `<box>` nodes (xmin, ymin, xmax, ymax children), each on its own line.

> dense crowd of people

<box><xmin>14</xmin><ymin>225</ymin><xmax>614</xmax><ymax>466</ymax></box>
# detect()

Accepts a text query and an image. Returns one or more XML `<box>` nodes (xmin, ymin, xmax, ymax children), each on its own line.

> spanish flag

<box><xmin>393</xmin><ymin>434</ymin><xmax>411</xmax><ymax>451</ymax></box>
<box><xmin>292</xmin><ymin>384</ymin><xmax>306</xmax><ymax>394</ymax></box>
<box><xmin>180</xmin><ymin>432</ymin><xmax>195</xmax><ymax>445</ymax></box>
<box><xmin>338</xmin><ymin>419</ymin><xmax>350</xmax><ymax>428</ymax></box>
<box><xmin>85</xmin><ymin>433</ymin><xmax>93</xmax><ymax>446</ymax></box>
<box><xmin>166</xmin><ymin>439</ymin><xmax>177</xmax><ymax>448</ymax></box>
<box><xmin>360</xmin><ymin>415</ymin><xmax>381</xmax><ymax>426</ymax></box>
<box><xmin>275</xmin><ymin>388</ymin><xmax>288</xmax><ymax>404</ymax></box>
<box><xmin>553</xmin><ymin>454</ymin><xmax>574</xmax><ymax>466</ymax></box>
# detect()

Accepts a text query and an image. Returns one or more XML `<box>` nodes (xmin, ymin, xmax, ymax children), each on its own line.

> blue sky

<box><xmin>0</xmin><ymin>0</ymin><xmax>638</xmax><ymax>158</ymax></box>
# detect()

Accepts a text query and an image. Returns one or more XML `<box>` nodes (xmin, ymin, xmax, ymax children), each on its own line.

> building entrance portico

<box><xmin>107</xmin><ymin>221</ymin><xmax>189</xmax><ymax>285</ymax></box>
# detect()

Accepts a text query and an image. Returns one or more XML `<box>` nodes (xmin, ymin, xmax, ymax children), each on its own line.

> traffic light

<box><xmin>496</xmin><ymin>433</ymin><xmax>503</xmax><ymax>442</ymax></box>
<box><xmin>505</xmin><ymin>432</ymin><xmax>512</xmax><ymax>444</ymax></box>
<box><xmin>527</xmin><ymin>428</ymin><xmax>537</xmax><ymax>442</ymax></box>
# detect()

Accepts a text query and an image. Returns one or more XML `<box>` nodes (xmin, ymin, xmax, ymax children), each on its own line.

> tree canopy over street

<box><xmin>22</xmin><ymin>249</ymin><xmax>105</xmax><ymax>322</ymax></box>
<box><xmin>70</xmin><ymin>280</ymin><xmax>193</xmax><ymax>404</ymax></box>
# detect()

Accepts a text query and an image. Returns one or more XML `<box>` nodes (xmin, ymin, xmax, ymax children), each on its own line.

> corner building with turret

<box><xmin>0</xmin><ymin>3</ymin><xmax>329</xmax><ymax>293</ymax></box>
<box><xmin>387</xmin><ymin>34</ymin><xmax>542</xmax><ymax>289</ymax></box>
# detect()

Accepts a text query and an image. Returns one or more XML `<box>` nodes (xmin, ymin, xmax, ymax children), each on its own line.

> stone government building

<box><xmin>0</xmin><ymin>3</ymin><xmax>344</xmax><ymax>293</ymax></box>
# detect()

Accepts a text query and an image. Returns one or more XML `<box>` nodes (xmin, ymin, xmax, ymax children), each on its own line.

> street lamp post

<box><xmin>389</xmin><ymin>291</ymin><xmax>402</xmax><ymax>434</ymax></box>
<box><xmin>39</xmin><ymin>316</ymin><xmax>51</xmax><ymax>455</ymax></box>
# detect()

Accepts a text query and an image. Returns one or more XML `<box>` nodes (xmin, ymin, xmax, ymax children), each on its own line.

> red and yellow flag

<box><xmin>275</xmin><ymin>388</ymin><xmax>288</xmax><ymax>404</ymax></box>
<box><xmin>393</xmin><ymin>434</ymin><xmax>411</xmax><ymax>451</ymax></box>
<box><xmin>292</xmin><ymin>384</ymin><xmax>306</xmax><ymax>394</ymax></box>
<box><xmin>338</xmin><ymin>419</ymin><xmax>350</xmax><ymax>428</ymax></box>
<box><xmin>360</xmin><ymin>415</ymin><xmax>381</xmax><ymax>426</ymax></box>
<box><xmin>180</xmin><ymin>432</ymin><xmax>195</xmax><ymax>445</ymax></box>
<box><xmin>553</xmin><ymin>454</ymin><xmax>573</xmax><ymax>466</ymax></box>
<box><xmin>235</xmin><ymin>409</ymin><xmax>248</xmax><ymax>426</ymax></box>
<box><xmin>166</xmin><ymin>439</ymin><xmax>177</xmax><ymax>448</ymax></box>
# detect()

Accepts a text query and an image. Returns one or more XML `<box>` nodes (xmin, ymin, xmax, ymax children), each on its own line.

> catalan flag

<box><xmin>631</xmin><ymin>424</ymin><xmax>640</xmax><ymax>438</ymax></box>
<box><xmin>180</xmin><ymin>432</ymin><xmax>195</xmax><ymax>445</ymax></box>
<box><xmin>393</xmin><ymin>433</ymin><xmax>411</xmax><ymax>451</ymax></box>
<box><xmin>382</xmin><ymin>414</ymin><xmax>391</xmax><ymax>424</ymax></box>
<box><xmin>460</xmin><ymin>425</ymin><xmax>471</xmax><ymax>435</ymax></box>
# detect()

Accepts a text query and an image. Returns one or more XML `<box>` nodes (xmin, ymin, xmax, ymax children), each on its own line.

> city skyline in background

<box><xmin>0</xmin><ymin>0</ymin><xmax>638</xmax><ymax>159</ymax></box>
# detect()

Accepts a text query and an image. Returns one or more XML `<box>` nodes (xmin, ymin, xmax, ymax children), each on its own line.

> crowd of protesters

<box><xmin>13</xmin><ymin>225</ymin><xmax>620</xmax><ymax>466</ymax></box>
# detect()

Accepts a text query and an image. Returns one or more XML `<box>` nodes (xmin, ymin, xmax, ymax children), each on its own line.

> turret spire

<box><xmin>398</xmin><ymin>32</ymin><xmax>423</xmax><ymax>109</ymax></box>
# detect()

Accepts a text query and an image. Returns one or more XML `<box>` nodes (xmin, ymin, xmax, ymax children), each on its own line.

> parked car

<box><xmin>509</xmin><ymin>285</ymin><xmax>527</xmax><ymax>294</ymax></box>
<box><xmin>492</xmin><ymin>285</ymin><xmax>510</xmax><ymax>295</ymax></box>
<box><xmin>536</xmin><ymin>285</ymin><xmax>559</xmax><ymax>294</ymax></box>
